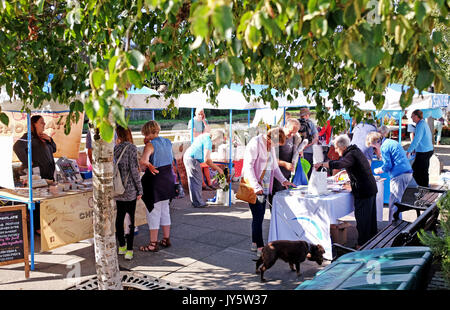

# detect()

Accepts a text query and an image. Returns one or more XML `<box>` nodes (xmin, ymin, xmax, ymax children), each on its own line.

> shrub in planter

<box><xmin>418</xmin><ymin>191</ymin><xmax>450</xmax><ymax>286</ymax></box>
<box><xmin>441</xmin><ymin>126</ymin><xmax>450</xmax><ymax>137</ymax></box>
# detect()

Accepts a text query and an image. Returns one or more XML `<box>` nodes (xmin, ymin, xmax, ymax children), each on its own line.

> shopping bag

<box><xmin>308</xmin><ymin>169</ymin><xmax>328</xmax><ymax>195</ymax></box>
<box><xmin>312</xmin><ymin>145</ymin><xmax>324</xmax><ymax>164</ymax></box>
<box><xmin>235</xmin><ymin>178</ymin><xmax>257</xmax><ymax>204</ymax></box>
<box><xmin>292</xmin><ymin>161</ymin><xmax>308</xmax><ymax>186</ymax></box>
<box><xmin>174</xmin><ymin>183</ymin><xmax>185</xmax><ymax>199</ymax></box>
<box><xmin>301</xmin><ymin>158</ymin><xmax>311</xmax><ymax>177</ymax></box>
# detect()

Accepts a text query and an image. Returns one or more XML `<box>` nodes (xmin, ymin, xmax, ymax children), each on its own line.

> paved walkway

<box><xmin>0</xmin><ymin>145</ymin><xmax>449</xmax><ymax>290</ymax></box>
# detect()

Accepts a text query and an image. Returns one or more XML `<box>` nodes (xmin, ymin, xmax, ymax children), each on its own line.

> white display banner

<box><xmin>0</xmin><ymin>136</ymin><xmax>15</xmax><ymax>189</ymax></box>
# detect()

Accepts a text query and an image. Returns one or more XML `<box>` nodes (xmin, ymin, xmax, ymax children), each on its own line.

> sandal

<box><xmin>159</xmin><ymin>237</ymin><xmax>171</xmax><ymax>248</ymax></box>
<box><xmin>139</xmin><ymin>241</ymin><xmax>159</xmax><ymax>252</ymax></box>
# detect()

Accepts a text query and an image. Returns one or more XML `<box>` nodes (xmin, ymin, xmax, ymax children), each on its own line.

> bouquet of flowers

<box><xmin>212</xmin><ymin>173</ymin><xmax>229</xmax><ymax>192</ymax></box>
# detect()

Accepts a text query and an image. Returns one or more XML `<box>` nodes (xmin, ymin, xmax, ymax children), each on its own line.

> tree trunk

<box><xmin>90</xmin><ymin>123</ymin><xmax>122</xmax><ymax>290</ymax></box>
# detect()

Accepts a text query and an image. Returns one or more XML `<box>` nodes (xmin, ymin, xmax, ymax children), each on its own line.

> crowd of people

<box><xmin>12</xmin><ymin>107</ymin><xmax>440</xmax><ymax>261</ymax></box>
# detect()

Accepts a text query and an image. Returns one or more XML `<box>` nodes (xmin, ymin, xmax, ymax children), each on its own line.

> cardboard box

<box><xmin>330</xmin><ymin>221</ymin><xmax>351</xmax><ymax>245</ymax></box>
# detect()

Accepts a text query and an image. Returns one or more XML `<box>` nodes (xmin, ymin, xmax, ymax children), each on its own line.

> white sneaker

<box><xmin>250</xmin><ymin>243</ymin><xmax>257</xmax><ymax>252</ymax></box>
<box><xmin>256</xmin><ymin>248</ymin><xmax>263</xmax><ymax>257</ymax></box>
<box><xmin>125</xmin><ymin>250</ymin><xmax>133</xmax><ymax>260</ymax></box>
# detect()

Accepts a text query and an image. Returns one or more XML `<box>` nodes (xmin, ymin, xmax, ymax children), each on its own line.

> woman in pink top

<box><xmin>242</xmin><ymin>128</ymin><xmax>295</xmax><ymax>257</ymax></box>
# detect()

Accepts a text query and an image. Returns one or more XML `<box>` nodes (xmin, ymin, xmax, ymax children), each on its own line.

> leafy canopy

<box><xmin>0</xmin><ymin>0</ymin><xmax>449</xmax><ymax>140</ymax></box>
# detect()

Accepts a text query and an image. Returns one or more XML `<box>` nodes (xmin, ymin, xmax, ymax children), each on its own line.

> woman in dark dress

<box><xmin>13</xmin><ymin>115</ymin><xmax>57</xmax><ymax>234</ymax></box>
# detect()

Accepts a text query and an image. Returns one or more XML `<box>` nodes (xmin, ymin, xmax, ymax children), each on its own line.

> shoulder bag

<box><xmin>236</xmin><ymin>154</ymin><xmax>270</xmax><ymax>204</ymax></box>
<box><xmin>113</xmin><ymin>144</ymin><xmax>130</xmax><ymax>197</ymax></box>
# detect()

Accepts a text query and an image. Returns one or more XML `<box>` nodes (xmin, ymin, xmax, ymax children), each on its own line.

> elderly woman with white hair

<box><xmin>183</xmin><ymin>129</ymin><xmax>224</xmax><ymax>208</ymax></box>
<box><xmin>315</xmin><ymin>134</ymin><xmax>378</xmax><ymax>248</ymax></box>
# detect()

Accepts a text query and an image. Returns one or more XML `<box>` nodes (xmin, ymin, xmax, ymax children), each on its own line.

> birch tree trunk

<box><xmin>90</xmin><ymin>124</ymin><xmax>122</xmax><ymax>290</ymax></box>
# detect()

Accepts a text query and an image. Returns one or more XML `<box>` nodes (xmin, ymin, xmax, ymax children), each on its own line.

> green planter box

<box><xmin>296</xmin><ymin>247</ymin><xmax>432</xmax><ymax>290</ymax></box>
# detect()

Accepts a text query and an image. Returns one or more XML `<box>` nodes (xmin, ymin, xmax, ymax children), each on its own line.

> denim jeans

<box><xmin>249</xmin><ymin>195</ymin><xmax>267</xmax><ymax>248</ymax></box>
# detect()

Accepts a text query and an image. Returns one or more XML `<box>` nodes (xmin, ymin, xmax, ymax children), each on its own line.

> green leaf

<box><xmin>289</xmin><ymin>74</ymin><xmax>301</xmax><ymax>89</ymax></box>
<box><xmin>415</xmin><ymin>68</ymin><xmax>434</xmax><ymax>91</ymax></box>
<box><xmin>365</xmin><ymin>47</ymin><xmax>384</xmax><ymax>68</ymax></box>
<box><xmin>245</xmin><ymin>25</ymin><xmax>261</xmax><ymax>51</ymax></box>
<box><xmin>108</xmin><ymin>56</ymin><xmax>119</xmax><ymax>75</ymax></box>
<box><xmin>348</xmin><ymin>41</ymin><xmax>365</xmax><ymax>63</ymax></box>
<box><xmin>414</xmin><ymin>1</ymin><xmax>426</xmax><ymax>25</ymax></box>
<box><xmin>344</xmin><ymin>4</ymin><xmax>357</xmax><ymax>26</ymax></box>
<box><xmin>432</xmin><ymin>31</ymin><xmax>443</xmax><ymax>44</ymax></box>
<box><xmin>316</xmin><ymin>39</ymin><xmax>330</xmax><ymax>58</ymax></box>
<box><xmin>216</xmin><ymin>61</ymin><xmax>232</xmax><ymax>85</ymax></box>
<box><xmin>126</xmin><ymin>70</ymin><xmax>142</xmax><ymax>89</ymax></box>
<box><xmin>99</xmin><ymin>121</ymin><xmax>114</xmax><ymax>142</ymax></box>
<box><xmin>228</xmin><ymin>56</ymin><xmax>245</xmax><ymax>77</ymax></box>
<box><xmin>36</xmin><ymin>0</ymin><xmax>45</xmax><ymax>13</ymax></box>
<box><xmin>111</xmin><ymin>101</ymin><xmax>127</xmax><ymax>129</ymax></box>
<box><xmin>91</xmin><ymin>69</ymin><xmax>105</xmax><ymax>89</ymax></box>
<box><xmin>0</xmin><ymin>112</ymin><xmax>9</xmax><ymax>126</ymax></box>
<box><xmin>303</xmin><ymin>54</ymin><xmax>315</xmax><ymax>73</ymax></box>
<box><xmin>71</xmin><ymin>100</ymin><xmax>84</xmax><ymax>113</ymax></box>
<box><xmin>191</xmin><ymin>6</ymin><xmax>209</xmax><ymax>38</ymax></box>
<box><xmin>308</xmin><ymin>0</ymin><xmax>317</xmax><ymax>13</ymax></box>
<box><xmin>212</xmin><ymin>5</ymin><xmax>233</xmax><ymax>39</ymax></box>
<box><xmin>84</xmin><ymin>101</ymin><xmax>96</xmax><ymax>120</ymax></box>
<box><xmin>311</xmin><ymin>16</ymin><xmax>328</xmax><ymax>37</ymax></box>
<box><xmin>231</xmin><ymin>38</ymin><xmax>242</xmax><ymax>56</ymax></box>
<box><xmin>127</xmin><ymin>50</ymin><xmax>146</xmax><ymax>71</ymax></box>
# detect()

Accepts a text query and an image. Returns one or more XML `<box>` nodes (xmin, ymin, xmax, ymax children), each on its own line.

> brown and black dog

<box><xmin>253</xmin><ymin>240</ymin><xmax>325</xmax><ymax>282</ymax></box>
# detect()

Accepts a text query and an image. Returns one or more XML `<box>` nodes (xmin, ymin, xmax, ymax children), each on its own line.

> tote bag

<box><xmin>113</xmin><ymin>145</ymin><xmax>130</xmax><ymax>197</ymax></box>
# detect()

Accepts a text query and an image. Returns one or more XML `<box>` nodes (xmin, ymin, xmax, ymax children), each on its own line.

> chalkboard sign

<box><xmin>0</xmin><ymin>205</ymin><xmax>29</xmax><ymax>278</ymax></box>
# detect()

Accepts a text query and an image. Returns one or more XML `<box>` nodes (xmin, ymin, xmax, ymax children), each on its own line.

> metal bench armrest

<box><xmin>417</xmin><ymin>186</ymin><xmax>447</xmax><ymax>194</ymax></box>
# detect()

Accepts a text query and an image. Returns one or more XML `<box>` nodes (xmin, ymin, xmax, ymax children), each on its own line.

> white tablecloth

<box><xmin>268</xmin><ymin>190</ymin><xmax>354</xmax><ymax>260</ymax></box>
<box><xmin>268</xmin><ymin>178</ymin><xmax>385</xmax><ymax>260</ymax></box>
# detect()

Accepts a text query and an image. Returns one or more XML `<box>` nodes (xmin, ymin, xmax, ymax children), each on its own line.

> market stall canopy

<box><xmin>377</xmin><ymin>84</ymin><xmax>449</xmax><ymax>119</ymax></box>
<box><xmin>178</xmin><ymin>83</ymin><xmax>268</xmax><ymax>110</ymax></box>
<box><xmin>0</xmin><ymin>74</ymin><xmax>73</xmax><ymax>113</ymax></box>
<box><xmin>121</xmin><ymin>86</ymin><xmax>177</xmax><ymax>110</ymax></box>
<box><xmin>0</xmin><ymin>87</ymin><xmax>71</xmax><ymax>113</ymax></box>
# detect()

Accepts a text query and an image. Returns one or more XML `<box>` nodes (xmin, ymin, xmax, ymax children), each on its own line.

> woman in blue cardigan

<box><xmin>366</xmin><ymin>131</ymin><xmax>413</xmax><ymax>222</ymax></box>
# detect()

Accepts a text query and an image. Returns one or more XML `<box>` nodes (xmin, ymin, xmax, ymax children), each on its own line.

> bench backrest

<box><xmin>391</xmin><ymin>202</ymin><xmax>440</xmax><ymax>247</ymax></box>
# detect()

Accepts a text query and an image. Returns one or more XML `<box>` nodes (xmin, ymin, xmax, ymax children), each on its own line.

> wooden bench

<box><xmin>332</xmin><ymin>186</ymin><xmax>447</xmax><ymax>261</ymax></box>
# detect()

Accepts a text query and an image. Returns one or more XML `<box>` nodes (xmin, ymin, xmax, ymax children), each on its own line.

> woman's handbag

<box><xmin>236</xmin><ymin>177</ymin><xmax>257</xmax><ymax>204</ymax></box>
<box><xmin>236</xmin><ymin>154</ymin><xmax>270</xmax><ymax>204</ymax></box>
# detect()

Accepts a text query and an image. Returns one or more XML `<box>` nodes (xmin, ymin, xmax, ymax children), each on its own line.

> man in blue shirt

<box><xmin>351</xmin><ymin>121</ymin><xmax>378</xmax><ymax>162</ymax></box>
<box><xmin>406</xmin><ymin>109</ymin><xmax>434</xmax><ymax>187</ymax></box>
<box><xmin>183</xmin><ymin>130</ymin><xmax>224</xmax><ymax>208</ymax></box>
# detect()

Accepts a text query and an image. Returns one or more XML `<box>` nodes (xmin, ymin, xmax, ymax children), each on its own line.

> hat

<box><xmin>299</xmin><ymin>108</ymin><xmax>311</xmax><ymax>117</ymax></box>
